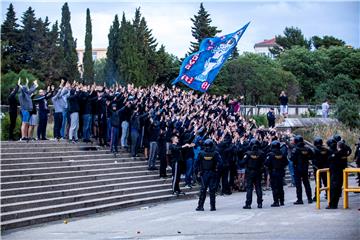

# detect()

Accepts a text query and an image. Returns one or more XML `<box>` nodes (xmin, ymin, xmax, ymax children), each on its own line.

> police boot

<box><xmin>280</xmin><ymin>200</ymin><xmax>284</xmax><ymax>206</ymax></box>
<box><xmin>210</xmin><ymin>199</ymin><xmax>216</xmax><ymax>211</ymax></box>
<box><xmin>271</xmin><ymin>202</ymin><xmax>280</xmax><ymax>207</ymax></box>
<box><xmin>243</xmin><ymin>205</ymin><xmax>251</xmax><ymax>209</ymax></box>
<box><xmin>196</xmin><ymin>195</ymin><xmax>205</xmax><ymax>211</ymax></box>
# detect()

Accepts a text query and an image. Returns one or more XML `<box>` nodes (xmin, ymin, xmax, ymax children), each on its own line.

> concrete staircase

<box><xmin>0</xmin><ymin>141</ymin><xmax>198</xmax><ymax>230</ymax></box>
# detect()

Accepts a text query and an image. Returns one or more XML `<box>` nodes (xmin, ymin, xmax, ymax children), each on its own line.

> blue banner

<box><xmin>172</xmin><ymin>22</ymin><xmax>250</xmax><ymax>92</ymax></box>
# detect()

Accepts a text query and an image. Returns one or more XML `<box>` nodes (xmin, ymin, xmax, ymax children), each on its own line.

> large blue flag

<box><xmin>172</xmin><ymin>22</ymin><xmax>250</xmax><ymax>92</ymax></box>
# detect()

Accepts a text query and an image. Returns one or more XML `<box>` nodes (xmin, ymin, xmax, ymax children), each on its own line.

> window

<box><xmin>92</xmin><ymin>52</ymin><xmax>97</xmax><ymax>61</ymax></box>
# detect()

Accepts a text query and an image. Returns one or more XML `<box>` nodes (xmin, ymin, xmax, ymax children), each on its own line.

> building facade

<box><xmin>253</xmin><ymin>38</ymin><xmax>279</xmax><ymax>58</ymax></box>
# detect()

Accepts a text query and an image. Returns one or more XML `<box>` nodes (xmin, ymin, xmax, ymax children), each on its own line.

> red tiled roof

<box><xmin>254</xmin><ymin>38</ymin><xmax>278</xmax><ymax>48</ymax></box>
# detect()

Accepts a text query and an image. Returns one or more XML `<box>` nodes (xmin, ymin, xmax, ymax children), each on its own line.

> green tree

<box><xmin>335</xmin><ymin>94</ymin><xmax>360</xmax><ymax>129</ymax></box>
<box><xmin>105</xmin><ymin>14</ymin><xmax>121</xmax><ymax>86</ymax></box>
<box><xmin>155</xmin><ymin>45</ymin><xmax>180</xmax><ymax>85</ymax></box>
<box><xmin>312</xmin><ymin>35</ymin><xmax>345</xmax><ymax>49</ymax></box>
<box><xmin>277</xmin><ymin>46</ymin><xmax>329</xmax><ymax>103</ymax></box>
<box><xmin>1</xmin><ymin>3</ymin><xmax>21</xmax><ymax>73</ymax></box>
<box><xmin>82</xmin><ymin>8</ymin><xmax>94</xmax><ymax>84</ymax></box>
<box><xmin>18</xmin><ymin>7</ymin><xmax>37</xmax><ymax>70</ymax></box>
<box><xmin>189</xmin><ymin>3</ymin><xmax>221</xmax><ymax>54</ymax></box>
<box><xmin>60</xmin><ymin>2</ymin><xmax>79</xmax><ymax>81</ymax></box>
<box><xmin>94</xmin><ymin>58</ymin><xmax>106</xmax><ymax>84</ymax></box>
<box><xmin>270</xmin><ymin>26</ymin><xmax>311</xmax><ymax>57</ymax></box>
<box><xmin>213</xmin><ymin>53</ymin><xmax>299</xmax><ymax>104</ymax></box>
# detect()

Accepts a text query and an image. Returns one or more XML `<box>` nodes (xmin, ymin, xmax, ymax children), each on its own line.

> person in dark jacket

<box><xmin>169</xmin><ymin>135</ymin><xmax>194</xmax><ymax>195</ymax></box>
<box><xmin>267</xmin><ymin>108</ymin><xmax>276</xmax><ymax>128</ymax></box>
<box><xmin>326</xmin><ymin>139</ymin><xmax>350</xmax><ymax>209</ymax></box>
<box><xmin>130</xmin><ymin>105</ymin><xmax>148</xmax><ymax>157</ymax></box>
<box><xmin>312</xmin><ymin>137</ymin><xmax>330</xmax><ymax>201</ymax></box>
<box><xmin>8</xmin><ymin>84</ymin><xmax>19</xmax><ymax>140</ymax></box>
<box><xmin>67</xmin><ymin>88</ymin><xmax>80</xmax><ymax>142</ymax></box>
<box><xmin>158</xmin><ymin>127</ymin><xmax>168</xmax><ymax>178</ymax></box>
<box><xmin>79</xmin><ymin>86</ymin><xmax>97</xmax><ymax>143</ymax></box>
<box><xmin>148</xmin><ymin>117</ymin><xmax>160</xmax><ymax>170</ymax></box>
<box><xmin>97</xmin><ymin>90</ymin><xmax>109</xmax><ymax>147</ymax></box>
<box><xmin>109</xmin><ymin>104</ymin><xmax>121</xmax><ymax>153</ymax></box>
<box><xmin>217</xmin><ymin>132</ymin><xmax>233</xmax><ymax>195</ymax></box>
<box><xmin>265</xmin><ymin>140</ymin><xmax>288</xmax><ymax>207</ymax></box>
<box><xmin>34</xmin><ymin>86</ymin><xmax>54</xmax><ymax>140</ymax></box>
<box><xmin>195</xmin><ymin>139</ymin><xmax>223</xmax><ymax>211</ymax></box>
<box><xmin>291</xmin><ymin>135</ymin><xmax>313</xmax><ymax>204</ymax></box>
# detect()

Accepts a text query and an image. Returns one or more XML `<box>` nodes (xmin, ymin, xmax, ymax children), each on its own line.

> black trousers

<box><xmin>9</xmin><ymin>111</ymin><xmax>17</xmax><ymax>140</ymax></box>
<box><xmin>98</xmin><ymin>115</ymin><xmax>107</xmax><ymax>146</ymax></box>
<box><xmin>172</xmin><ymin>161</ymin><xmax>181</xmax><ymax>193</ymax></box>
<box><xmin>37</xmin><ymin>112</ymin><xmax>48</xmax><ymax>140</ymax></box>
<box><xmin>270</xmin><ymin>171</ymin><xmax>285</xmax><ymax>204</ymax></box>
<box><xmin>245</xmin><ymin>170</ymin><xmax>263</xmax><ymax>205</ymax></box>
<box><xmin>198</xmin><ymin>171</ymin><xmax>218</xmax><ymax>208</ymax></box>
<box><xmin>53</xmin><ymin>112</ymin><xmax>63</xmax><ymax>139</ymax></box>
<box><xmin>294</xmin><ymin>170</ymin><xmax>312</xmax><ymax>201</ymax></box>
<box><xmin>159</xmin><ymin>153</ymin><xmax>167</xmax><ymax>177</ymax></box>
<box><xmin>220</xmin><ymin>166</ymin><xmax>231</xmax><ymax>194</ymax></box>
<box><xmin>329</xmin><ymin>171</ymin><xmax>343</xmax><ymax>208</ymax></box>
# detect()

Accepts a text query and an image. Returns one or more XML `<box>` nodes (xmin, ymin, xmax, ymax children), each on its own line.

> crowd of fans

<box><xmin>7</xmin><ymin>78</ymin><xmax>359</xmax><ymax>210</ymax></box>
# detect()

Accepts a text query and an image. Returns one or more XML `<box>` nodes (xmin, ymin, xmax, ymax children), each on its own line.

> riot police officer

<box><xmin>327</xmin><ymin>138</ymin><xmax>350</xmax><ymax>209</ymax></box>
<box><xmin>265</xmin><ymin>140</ymin><xmax>288</xmax><ymax>207</ymax></box>
<box><xmin>312</xmin><ymin>137</ymin><xmax>330</xmax><ymax>201</ymax></box>
<box><xmin>240</xmin><ymin>139</ymin><xmax>265</xmax><ymax>209</ymax></box>
<box><xmin>195</xmin><ymin>139</ymin><xmax>223</xmax><ymax>211</ymax></box>
<box><xmin>291</xmin><ymin>135</ymin><xmax>313</xmax><ymax>204</ymax></box>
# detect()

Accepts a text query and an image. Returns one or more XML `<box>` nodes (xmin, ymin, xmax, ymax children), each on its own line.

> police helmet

<box><xmin>203</xmin><ymin>139</ymin><xmax>214</xmax><ymax>150</ymax></box>
<box><xmin>327</xmin><ymin>138</ymin><xmax>337</xmax><ymax>149</ymax></box>
<box><xmin>313</xmin><ymin>137</ymin><xmax>323</xmax><ymax>147</ymax></box>
<box><xmin>333</xmin><ymin>134</ymin><xmax>342</xmax><ymax>142</ymax></box>
<box><xmin>294</xmin><ymin>135</ymin><xmax>304</xmax><ymax>144</ymax></box>
<box><xmin>250</xmin><ymin>139</ymin><xmax>260</xmax><ymax>147</ymax></box>
<box><xmin>271</xmin><ymin>140</ymin><xmax>281</xmax><ymax>149</ymax></box>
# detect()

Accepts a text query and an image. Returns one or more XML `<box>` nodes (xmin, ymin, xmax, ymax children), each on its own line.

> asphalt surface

<box><xmin>2</xmin><ymin>178</ymin><xmax>360</xmax><ymax>240</ymax></box>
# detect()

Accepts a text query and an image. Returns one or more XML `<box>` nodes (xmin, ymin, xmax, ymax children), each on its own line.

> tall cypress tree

<box><xmin>19</xmin><ymin>7</ymin><xmax>37</xmax><ymax>70</ymax></box>
<box><xmin>1</xmin><ymin>3</ymin><xmax>20</xmax><ymax>73</ymax></box>
<box><xmin>105</xmin><ymin>14</ymin><xmax>121</xmax><ymax>86</ymax></box>
<box><xmin>83</xmin><ymin>8</ymin><xmax>94</xmax><ymax>84</ymax></box>
<box><xmin>189</xmin><ymin>3</ymin><xmax>221</xmax><ymax>54</ymax></box>
<box><xmin>60</xmin><ymin>2</ymin><xmax>79</xmax><ymax>81</ymax></box>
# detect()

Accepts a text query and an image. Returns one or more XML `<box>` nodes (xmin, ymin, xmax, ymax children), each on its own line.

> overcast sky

<box><xmin>1</xmin><ymin>0</ymin><xmax>359</xmax><ymax>58</ymax></box>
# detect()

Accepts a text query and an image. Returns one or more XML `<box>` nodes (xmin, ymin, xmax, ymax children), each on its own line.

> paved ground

<box><xmin>2</xmin><ymin>178</ymin><xmax>359</xmax><ymax>240</ymax></box>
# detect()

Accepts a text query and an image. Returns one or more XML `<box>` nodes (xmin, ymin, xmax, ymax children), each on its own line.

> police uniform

<box><xmin>195</xmin><ymin>139</ymin><xmax>223</xmax><ymax>211</ymax></box>
<box><xmin>240</xmin><ymin>140</ymin><xmax>264</xmax><ymax>209</ymax></box>
<box><xmin>291</xmin><ymin>136</ymin><xmax>313</xmax><ymax>204</ymax></box>
<box><xmin>327</xmin><ymin>139</ymin><xmax>349</xmax><ymax>209</ymax></box>
<box><xmin>265</xmin><ymin>141</ymin><xmax>288</xmax><ymax>207</ymax></box>
<box><xmin>312</xmin><ymin>138</ymin><xmax>330</xmax><ymax>200</ymax></box>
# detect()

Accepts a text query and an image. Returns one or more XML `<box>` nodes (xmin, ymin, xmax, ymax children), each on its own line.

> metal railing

<box><xmin>343</xmin><ymin>168</ymin><xmax>360</xmax><ymax>209</ymax></box>
<box><xmin>316</xmin><ymin>168</ymin><xmax>330</xmax><ymax>209</ymax></box>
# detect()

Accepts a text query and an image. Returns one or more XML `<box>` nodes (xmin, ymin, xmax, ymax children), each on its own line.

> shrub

<box><xmin>251</xmin><ymin>114</ymin><xmax>268</xmax><ymax>128</ymax></box>
<box><xmin>1</xmin><ymin>112</ymin><xmax>22</xmax><ymax>140</ymax></box>
<box><xmin>335</xmin><ymin>95</ymin><xmax>360</xmax><ymax>129</ymax></box>
<box><xmin>1</xmin><ymin>69</ymin><xmax>43</xmax><ymax>105</ymax></box>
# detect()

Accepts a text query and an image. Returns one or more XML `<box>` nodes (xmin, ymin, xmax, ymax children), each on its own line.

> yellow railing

<box><xmin>343</xmin><ymin>168</ymin><xmax>360</xmax><ymax>209</ymax></box>
<box><xmin>316</xmin><ymin>168</ymin><xmax>330</xmax><ymax>209</ymax></box>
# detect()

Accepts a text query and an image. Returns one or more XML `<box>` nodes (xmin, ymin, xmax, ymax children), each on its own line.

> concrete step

<box><xmin>1</xmin><ymin>149</ymin><xmax>112</xmax><ymax>159</ymax></box>
<box><xmin>1</xmin><ymin>168</ymin><xmax>161</xmax><ymax>183</ymax></box>
<box><xmin>0</xmin><ymin>141</ymin><xmax>99</xmax><ymax>148</ymax></box>
<box><xmin>1</xmin><ymin>171</ymin><xmax>161</xmax><ymax>189</ymax></box>
<box><xmin>0</xmin><ymin>191</ymin><xmax>198</xmax><ymax>230</ymax></box>
<box><xmin>1</xmin><ymin>154</ymin><xmax>138</xmax><ymax>164</ymax></box>
<box><xmin>1</xmin><ymin>188</ymin><xmax>198</xmax><ymax>222</ymax></box>
<box><xmin>1</xmin><ymin>178</ymin><xmax>173</xmax><ymax>203</ymax></box>
<box><xmin>0</xmin><ymin>145</ymin><xmax>103</xmax><ymax>153</ymax></box>
<box><xmin>1</xmin><ymin>158</ymin><xmax>147</xmax><ymax>170</ymax></box>
<box><xmin>1</xmin><ymin>175</ymin><xmax>172</xmax><ymax>196</ymax></box>
<box><xmin>1</xmin><ymin>162</ymin><xmax>153</xmax><ymax>176</ymax></box>
<box><xmin>2</xmin><ymin>183</ymin><xmax>187</xmax><ymax>213</ymax></box>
